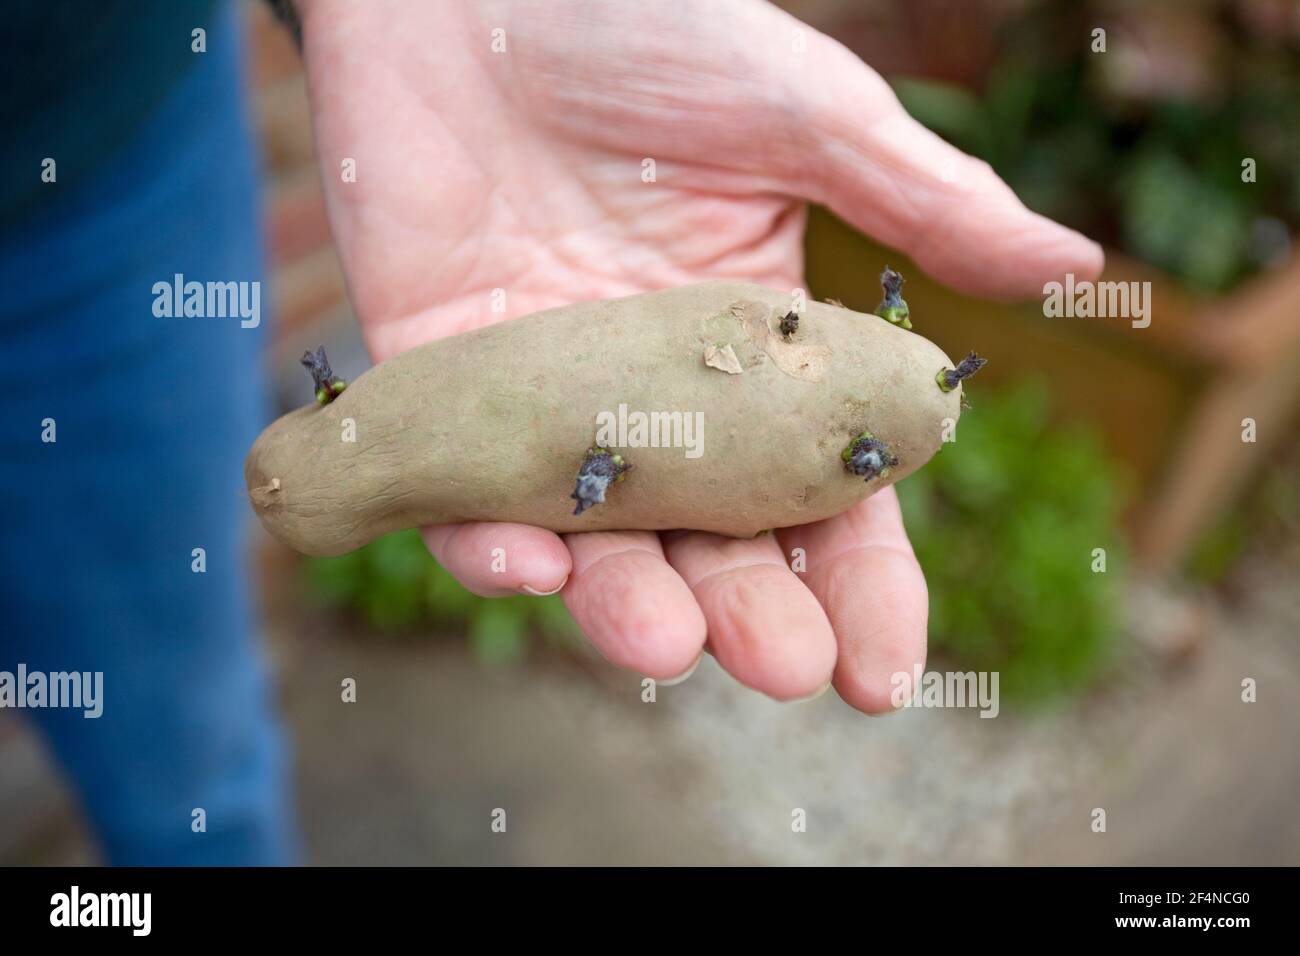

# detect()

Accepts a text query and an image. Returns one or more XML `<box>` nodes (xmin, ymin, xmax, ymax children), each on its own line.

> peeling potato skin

<box><xmin>245</xmin><ymin>282</ymin><xmax>963</xmax><ymax>556</ymax></box>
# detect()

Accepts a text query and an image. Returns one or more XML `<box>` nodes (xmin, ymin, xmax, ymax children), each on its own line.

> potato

<box><xmin>246</xmin><ymin>282</ymin><xmax>976</xmax><ymax>556</ymax></box>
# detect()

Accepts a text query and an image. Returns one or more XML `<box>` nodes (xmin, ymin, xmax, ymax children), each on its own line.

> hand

<box><xmin>298</xmin><ymin>0</ymin><xmax>1103</xmax><ymax>711</ymax></box>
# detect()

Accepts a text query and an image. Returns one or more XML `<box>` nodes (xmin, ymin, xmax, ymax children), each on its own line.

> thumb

<box><xmin>774</xmin><ymin>26</ymin><xmax>1103</xmax><ymax>300</ymax></box>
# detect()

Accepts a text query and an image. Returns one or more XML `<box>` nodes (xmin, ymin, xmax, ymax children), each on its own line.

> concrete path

<box><xmin>3</xmin><ymin>563</ymin><xmax>1296</xmax><ymax>866</ymax></box>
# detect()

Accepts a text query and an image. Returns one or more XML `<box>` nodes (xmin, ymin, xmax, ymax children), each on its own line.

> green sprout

<box><xmin>937</xmin><ymin>351</ymin><xmax>989</xmax><ymax>392</ymax></box>
<box><xmin>842</xmin><ymin>430</ymin><xmax>899</xmax><ymax>481</ymax></box>
<box><xmin>301</xmin><ymin>346</ymin><xmax>348</xmax><ymax>405</ymax></box>
<box><xmin>571</xmin><ymin>446</ymin><xmax>631</xmax><ymax>515</ymax></box>
<box><xmin>873</xmin><ymin>266</ymin><xmax>912</xmax><ymax>329</ymax></box>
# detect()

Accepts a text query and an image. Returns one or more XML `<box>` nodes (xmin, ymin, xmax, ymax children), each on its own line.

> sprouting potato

<box><xmin>246</xmin><ymin>281</ymin><xmax>981</xmax><ymax>556</ymax></box>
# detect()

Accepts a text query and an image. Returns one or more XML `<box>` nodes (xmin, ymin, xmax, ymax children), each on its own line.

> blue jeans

<box><xmin>0</xmin><ymin>3</ymin><xmax>296</xmax><ymax>864</ymax></box>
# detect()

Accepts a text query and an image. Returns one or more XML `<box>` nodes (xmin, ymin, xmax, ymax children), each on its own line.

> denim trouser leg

<box><xmin>0</xmin><ymin>2</ymin><xmax>296</xmax><ymax>865</ymax></box>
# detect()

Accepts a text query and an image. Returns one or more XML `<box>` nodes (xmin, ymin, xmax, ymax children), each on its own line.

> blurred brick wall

<box><xmin>245</xmin><ymin>0</ymin><xmax>349</xmax><ymax>340</ymax></box>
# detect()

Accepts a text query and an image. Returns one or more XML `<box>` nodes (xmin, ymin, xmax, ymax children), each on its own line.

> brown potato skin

<box><xmin>245</xmin><ymin>283</ymin><xmax>964</xmax><ymax>556</ymax></box>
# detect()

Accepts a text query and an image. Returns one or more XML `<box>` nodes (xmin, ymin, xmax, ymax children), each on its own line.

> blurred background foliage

<box><xmin>306</xmin><ymin>532</ymin><xmax>581</xmax><ymax>666</ymax></box>
<box><xmin>889</xmin><ymin>0</ymin><xmax>1300</xmax><ymax>293</ymax></box>
<box><xmin>896</xmin><ymin>381</ymin><xmax>1127</xmax><ymax>704</ymax></box>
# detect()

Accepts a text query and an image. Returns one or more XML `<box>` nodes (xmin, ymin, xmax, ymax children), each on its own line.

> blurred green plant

<box><xmin>896</xmin><ymin>380</ymin><xmax>1128</xmax><ymax>705</ymax></box>
<box><xmin>891</xmin><ymin>2</ymin><xmax>1300</xmax><ymax>293</ymax></box>
<box><xmin>305</xmin><ymin>530</ymin><xmax>582</xmax><ymax>665</ymax></box>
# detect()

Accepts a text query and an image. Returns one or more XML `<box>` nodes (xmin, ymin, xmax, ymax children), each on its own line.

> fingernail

<box><xmin>786</xmin><ymin>681</ymin><xmax>832</xmax><ymax>703</ymax></box>
<box><xmin>520</xmin><ymin>575</ymin><xmax>568</xmax><ymax>597</ymax></box>
<box><xmin>658</xmin><ymin>654</ymin><xmax>703</xmax><ymax>687</ymax></box>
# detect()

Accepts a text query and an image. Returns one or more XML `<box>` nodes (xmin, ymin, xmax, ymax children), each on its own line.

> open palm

<box><xmin>298</xmin><ymin>0</ymin><xmax>1102</xmax><ymax>710</ymax></box>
